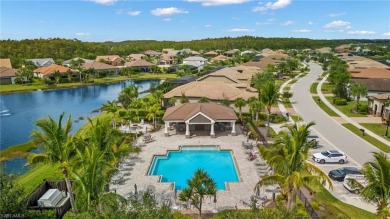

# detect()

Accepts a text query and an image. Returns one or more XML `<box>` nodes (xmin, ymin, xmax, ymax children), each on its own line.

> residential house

<box><xmin>33</xmin><ymin>64</ymin><xmax>75</xmax><ymax>78</ymax></box>
<box><xmin>26</xmin><ymin>58</ymin><xmax>55</xmax><ymax>68</ymax></box>
<box><xmin>124</xmin><ymin>59</ymin><xmax>154</xmax><ymax>72</ymax></box>
<box><xmin>95</xmin><ymin>55</ymin><xmax>122</xmax><ymax>66</ymax></box>
<box><xmin>241</xmin><ymin>55</ymin><xmax>286</xmax><ymax>70</ymax></box>
<box><xmin>190</xmin><ymin>50</ymin><xmax>201</xmax><ymax>56</ymax></box>
<box><xmin>350</xmin><ymin>67</ymin><xmax>390</xmax><ymax>95</ymax></box>
<box><xmin>82</xmin><ymin>61</ymin><xmax>119</xmax><ymax>75</ymax></box>
<box><xmin>128</xmin><ymin>54</ymin><xmax>145</xmax><ymax>61</ymax></box>
<box><xmin>182</xmin><ymin>56</ymin><xmax>208</xmax><ymax>71</ymax></box>
<box><xmin>0</xmin><ymin>59</ymin><xmax>12</xmax><ymax>68</ymax></box>
<box><xmin>163</xmin><ymin>81</ymin><xmax>257</xmax><ymax>112</ymax></box>
<box><xmin>204</xmin><ymin>51</ymin><xmax>218</xmax><ymax>58</ymax></box>
<box><xmin>212</xmin><ymin>55</ymin><xmax>229</xmax><ymax>62</ymax></box>
<box><xmin>144</xmin><ymin>50</ymin><xmax>162</xmax><ymax>57</ymax></box>
<box><xmin>240</xmin><ymin>50</ymin><xmax>256</xmax><ymax>56</ymax></box>
<box><xmin>62</xmin><ymin>58</ymin><xmax>94</xmax><ymax>67</ymax></box>
<box><xmin>162</xmin><ymin>103</ymin><xmax>238</xmax><ymax>138</ymax></box>
<box><xmin>367</xmin><ymin>93</ymin><xmax>390</xmax><ymax>117</ymax></box>
<box><xmin>158</xmin><ymin>53</ymin><xmax>177</xmax><ymax>66</ymax></box>
<box><xmin>170</xmin><ymin>75</ymin><xmax>198</xmax><ymax>87</ymax></box>
<box><xmin>0</xmin><ymin>67</ymin><xmax>17</xmax><ymax>85</ymax></box>
<box><xmin>224</xmin><ymin>49</ymin><xmax>240</xmax><ymax>57</ymax></box>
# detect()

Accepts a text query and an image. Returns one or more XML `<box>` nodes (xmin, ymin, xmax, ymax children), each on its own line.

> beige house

<box><xmin>368</xmin><ymin>93</ymin><xmax>390</xmax><ymax>117</ymax></box>
<box><xmin>124</xmin><ymin>60</ymin><xmax>154</xmax><ymax>72</ymax></box>
<box><xmin>163</xmin><ymin>103</ymin><xmax>238</xmax><ymax>138</ymax></box>
<box><xmin>159</xmin><ymin>53</ymin><xmax>177</xmax><ymax>66</ymax></box>
<box><xmin>82</xmin><ymin>61</ymin><xmax>119</xmax><ymax>75</ymax></box>
<box><xmin>95</xmin><ymin>55</ymin><xmax>122</xmax><ymax>66</ymax></box>
<box><xmin>33</xmin><ymin>64</ymin><xmax>75</xmax><ymax>78</ymax></box>
<box><xmin>128</xmin><ymin>54</ymin><xmax>145</xmax><ymax>61</ymax></box>
<box><xmin>204</xmin><ymin>51</ymin><xmax>218</xmax><ymax>58</ymax></box>
<box><xmin>0</xmin><ymin>67</ymin><xmax>17</xmax><ymax>85</ymax></box>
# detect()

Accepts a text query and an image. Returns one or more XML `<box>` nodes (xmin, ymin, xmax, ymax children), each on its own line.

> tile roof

<box><xmin>0</xmin><ymin>67</ymin><xmax>17</xmax><ymax>77</ymax></box>
<box><xmin>204</xmin><ymin>51</ymin><xmax>218</xmax><ymax>55</ymax></box>
<box><xmin>125</xmin><ymin>59</ymin><xmax>154</xmax><ymax>67</ymax></box>
<box><xmin>163</xmin><ymin>103</ymin><xmax>238</xmax><ymax>121</ymax></box>
<box><xmin>241</xmin><ymin>57</ymin><xmax>284</xmax><ymax>70</ymax></box>
<box><xmin>95</xmin><ymin>55</ymin><xmax>121</xmax><ymax>62</ymax></box>
<box><xmin>163</xmin><ymin>81</ymin><xmax>257</xmax><ymax>101</ymax></box>
<box><xmin>368</xmin><ymin>93</ymin><xmax>390</xmax><ymax>100</ymax></box>
<box><xmin>350</xmin><ymin>67</ymin><xmax>390</xmax><ymax>79</ymax></box>
<box><xmin>83</xmin><ymin>61</ymin><xmax>118</xmax><ymax>70</ymax></box>
<box><xmin>128</xmin><ymin>54</ymin><xmax>145</xmax><ymax>61</ymax></box>
<box><xmin>351</xmin><ymin>78</ymin><xmax>390</xmax><ymax>92</ymax></box>
<box><xmin>183</xmin><ymin>56</ymin><xmax>207</xmax><ymax>62</ymax></box>
<box><xmin>144</xmin><ymin>50</ymin><xmax>162</xmax><ymax>56</ymax></box>
<box><xmin>33</xmin><ymin>64</ymin><xmax>73</xmax><ymax>75</ymax></box>
<box><xmin>26</xmin><ymin>58</ymin><xmax>55</xmax><ymax>68</ymax></box>
<box><xmin>213</xmin><ymin>55</ymin><xmax>229</xmax><ymax>61</ymax></box>
<box><xmin>0</xmin><ymin>59</ymin><xmax>12</xmax><ymax>68</ymax></box>
<box><xmin>62</xmin><ymin>58</ymin><xmax>94</xmax><ymax>65</ymax></box>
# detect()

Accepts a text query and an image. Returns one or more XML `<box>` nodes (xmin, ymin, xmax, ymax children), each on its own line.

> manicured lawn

<box><xmin>320</xmin><ymin>83</ymin><xmax>334</xmax><ymax>94</ymax></box>
<box><xmin>311</xmin><ymin>96</ymin><xmax>339</xmax><ymax>117</ymax></box>
<box><xmin>310</xmin><ymin>83</ymin><xmax>318</xmax><ymax>94</ymax></box>
<box><xmin>16</xmin><ymin>163</ymin><xmax>62</xmax><ymax>195</ymax></box>
<box><xmin>325</xmin><ymin>97</ymin><xmax>368</xmax><ymax>117</ymax></box>
<box><xmin>310</xmin><ymin>184</ymin><xmax>377</xmax><ymax>219</ymax></box>
<box><xmin>290</xmin><ymin>115</ymin><xmax>302</xmax><ymax>122</ymax></box>
<box><xmin>360</xmin><ymin>123</ymin><xmax>390</xmax><ymax>140</ymax></box>
<box><xmin>342</xmin><ymin>123</ymin><xmax>390</xmax><ymax>153</ymax></box>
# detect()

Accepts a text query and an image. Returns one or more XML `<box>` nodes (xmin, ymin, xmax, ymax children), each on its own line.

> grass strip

<box><xmin>360</xmin><ymin>123</ymin><xmax>390</xmax><ymax>139</ymax></box>
<box><xmin>0</xmin><ymin>142</ymin><xmax>37</xmax><ymax>162</ymax></box>
<box><xmin>310</xmin><ymin>83</ymin><xmax>318</xmax><ymax>94</ymax></box>
<box><xmin>325</xmin><ymin>97</ymin><xmax>368</xmax><ymax>118</ymax></box>
<box><xmin>311</xmin><ymin>96</ymin><xmax>339</xmax><ymax>117</ymax></box>
<box><xmin>342</xmin><ymin>123</ymin><xmax>390</xmax><ymax>153</ymax></box>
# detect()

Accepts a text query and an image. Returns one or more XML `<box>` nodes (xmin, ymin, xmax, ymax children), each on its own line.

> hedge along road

<box><xmin>290</xmin><ymin>62</ymin><xmax>380</xmax><ymax>167</ymax></box>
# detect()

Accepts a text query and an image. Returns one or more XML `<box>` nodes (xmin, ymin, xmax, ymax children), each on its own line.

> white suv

<box><xmin>313</xmin><ymin>150</ymin><xmax>347</xmax><ymax>164</ymax></box>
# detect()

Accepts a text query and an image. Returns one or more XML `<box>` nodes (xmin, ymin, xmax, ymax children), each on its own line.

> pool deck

<box><xmin>111</xmin><ymin>125</ymin><xmax>277</xmax><ymax>213</ymax></box>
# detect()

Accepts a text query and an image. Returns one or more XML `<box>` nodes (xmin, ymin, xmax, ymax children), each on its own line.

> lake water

<box><xmin>0</xmin><ymin>79</ymin><xmax>159</xmax><ymax>174</ymax></box>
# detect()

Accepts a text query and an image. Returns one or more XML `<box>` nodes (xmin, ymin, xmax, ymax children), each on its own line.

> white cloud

<box><xmin>186</xmin><ymin>0</ymin><xmax>249</xmax><ymax>6</ymax></box>
<box><xmin>308</xmin><ymin>21</ymin><xmax>314</xmax><ymax>25</ymax></box>
<box><xmin>256</xmin><ymin>22</ymin><xmax>272</xmax><ymax>26</ymax></box>
<box><xmin>325</xmin><ymin>20</ymin><xmax>351</xmax><ymax>28</ymax></box>
<box><xmin>383</xmin><ymin>32</ymin><xmax>390</xmax><ymax>36</ymax></box>
<box><xmin>268</xmin><ymin>18</ymin><xmax>275</xmax><ymax>21</ymax></box>
<box><xmin>280</xmin><ymin>20</ymin><xmax>295</xmax><ymax>26</ymax></box>
<box><xmin>205</xmin><ymin>24</ymin><xmax>212</xmax><ymax>28</ymax></box>
<box><xmin>292</xmin><ymin>29</ymin><xmax>311</xmax><ymax>33</ymax></box>
<box><xmin>253</xmin><ymin>0</ymin><xmax>291</xmax><ymax>12</ymax></box>
<box><xmin>151</xmin><ymin>7</ymin><xmax>189</xmax><ymax>16</ymax></box>
<box><xmin>75</xmin><ymin>33</ymin><xmax>91</xmax><ymax>36</ymax></box>
<box><xmin>163</xmin><ymin>18</ymin><xmax>172</xmax><ymax>22</ymax></box>
<box><xmin>347</xmin><ymin>30</ymin><xmax>376</xmax><ymax>35</ymax></box>
<box><xmin>227</xmin><ymin>28</ymin><xmax>254</xmax><ymax>32</ymax></box>
<box><xmin>90</xmin><ymin>0</ymin><xmax>116</xmax><ymax>5</ymax></box>
<box><xmin>127</xmin><ymin>11</ymin><xmax>141</xmax><ymax>16</ymax></box>
<box><xmin>329</xmin><ymin>12</ymin><xmax>346</xmax><ymax>17</ymax></box>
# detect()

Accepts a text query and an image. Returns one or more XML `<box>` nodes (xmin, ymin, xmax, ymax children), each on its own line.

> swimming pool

<box><xmin>148</xmin><ymin>146</ymin><xmax>239</xmax><ymax>190</ymax></box>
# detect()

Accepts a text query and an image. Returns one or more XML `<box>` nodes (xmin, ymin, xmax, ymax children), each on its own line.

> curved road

<box><xmin>290</xmin><ymin>62</ymin><xmax>380</xmax><ymax>167</ymax></box>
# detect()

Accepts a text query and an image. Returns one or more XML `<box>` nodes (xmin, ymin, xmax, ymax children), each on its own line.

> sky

<box><xmin>1</xmin><ymin>0</ymin><xmax>389</xmax><ymax>42</ymax></box>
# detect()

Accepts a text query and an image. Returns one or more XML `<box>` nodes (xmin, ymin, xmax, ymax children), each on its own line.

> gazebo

<box><xmin>162</xmin><ymin>103</ymin><xmax>238</xmax><ymax>138</ymax></box>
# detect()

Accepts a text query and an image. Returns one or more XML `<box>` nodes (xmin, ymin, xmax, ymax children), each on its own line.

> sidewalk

<box><xmin>317</xmin><ymin>75</ymin><xmax>390</xmax><ymax>147</ymax></box>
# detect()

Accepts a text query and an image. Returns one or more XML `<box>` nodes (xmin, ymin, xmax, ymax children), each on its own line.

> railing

<box><xmin>248</xmin><ymin>120</ymin><xmax>269</xmax><ymax>148</ymax></box>
<box><xmin>297</xmin><ymin>189</ymin><xmax>321</xmax><ymax>219</ymax></box>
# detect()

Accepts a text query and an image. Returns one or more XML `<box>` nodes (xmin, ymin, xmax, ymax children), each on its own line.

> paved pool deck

<box><xmin>110</xmin><ymin>125</ymin><xmax>277</xmax><ymax>213</ymax></box>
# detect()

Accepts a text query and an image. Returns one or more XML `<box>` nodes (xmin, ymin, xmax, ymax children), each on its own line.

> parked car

<box><xmin>312</xmin><ymin>150</ymin><xmax>347</xmax><ymax>164</ymax></box>
<box><xmin>328</xmin><ymin>167</ymin><xmax>361</xmax><ymax>181</ymax></box>
<box><xmin>343</xmin><ymin>174</ymin><xmax>367</xmax><ymax>193</ymax></box>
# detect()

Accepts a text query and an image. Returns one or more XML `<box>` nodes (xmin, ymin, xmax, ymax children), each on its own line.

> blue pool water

<box><xmin>148</xmin><ymin>146</ymin><xmax>239</xmax><ymax>190</ymax></box>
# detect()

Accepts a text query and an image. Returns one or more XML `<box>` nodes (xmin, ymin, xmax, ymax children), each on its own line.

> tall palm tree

<box><xmin>256</xmin><ymin>122</ymin><xmax>332</xmax><ymax>209</ymax></box>
<box><xmin>118</xmin><ymin>85</ymin><xmax>139</xmax><ymax>123</ymax></box>
<box><xmin>152</xmin><ymin>90</ymin><xmax>164</xmax><ymax>107</ymax></box>
<box><xmin>247</xmin><ymin>97</ymin><xmax>258</xmax><ymax>121</ymax></box>
<box><xmin>234</xmin><ymin>97</ymin><xmax>246</xmax><ymax>120</ymax></box>
<box><xmin>146</xmin><ymin>104</ymin><xmax>161</xmax><ymax>129</ymax></box>
<box><xmin>261</xmin><ymin>81</ymin><xmax>279</xmax><ymax>136</ymax></box>
<box><xmin>350</xmin><ymin>152</ymin><xmax>390</xmax><ymax>218</ymax></box>
<box><xmin>29</xmin><ymin>113</ymin><xmax>78</xmax><ymax>213</ymax></box>
<box><xmin>253</xmin><ymin>100</ymin><xmax>264</xmax><ymax>122</ymax></box>
<box><xmin>350</xmin><ymin>82</ymin><xmax>368</xmax><ymax>111</ymax></box>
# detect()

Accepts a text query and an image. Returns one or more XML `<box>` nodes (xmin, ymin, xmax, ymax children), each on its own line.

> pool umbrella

<box><xmin>134</xmin><ymin>184</ymin><xmax>138</xmax><ymax>195</ymax></box>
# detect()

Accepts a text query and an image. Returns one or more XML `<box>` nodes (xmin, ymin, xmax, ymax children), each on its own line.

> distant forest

<box><xmin>1</xmin><ymin>36</ymin><xmax>387</xmax><ymax>67</ymax></box>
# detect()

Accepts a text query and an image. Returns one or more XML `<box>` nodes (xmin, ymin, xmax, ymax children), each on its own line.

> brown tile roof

<box><xmin>163</xmin><ymin>81</ymin><xmax>257</xmax><ymax>101</ymax></box>
<box><xmin>191</xmin><ymin>51</ymin><xmax>201</xmax><ymax>55</ymax></box>
<box><xmin>204</xmin><ymin>51</ymin><xmax>218</xmax><ymax>55</ymax></box>
<box><xmin>128</xmin><ymin>54</ymin><xmax>145</xmax><ymax>61</ymax></box>
<box><xmin>213</xmin><ymin>55</ymin><xmax>229</xmax><ymax>61</ymax></box>
<box><xmin>0</xmin><ymin>59</ymin><xmax>12</xmax><ymax>68</ymax></box>
<box><xmin>163</xmin><ymin>103</ymin><xmax>238</xmax><ymax>121</ymax></box>
<box><xmin>346</xmin><ymin>56</ymin><xmax>389</xmax><ymax>70</ymax></box>
<box><xmin>350</xmin><ymin>67</ymin><xmax>390</xmax><ymax>79</ymax></box>
<box><xmin>95</xmin><ymin>55</ymin><xmax>121</xmax><ymax>62</ymax></box>
<box><xmin>144</xmin><ymin>50</ymin><xmax>161</xmax><ymax>56</ymax></box>
<box><xmin>33</xmin><ymin>64</ymin><xmax>73</xmax><ymax>75</ymax></box>
<box><xmin>368</xmin><ymin>93</ymin><xmax>390</xmax><ymax>100</ymax></box>
<box><xmin>125</xmin><ymin>59</ymin><xmax>154</xmax><ymax>67</ymax></box>
<box><xmin>160</xmin><ymin>53</ymin><xmax>174</xmax><ymax>61</ymax></box>
<box><xmin>241</xmin><ymin>57</ymin><xmax>284</xmax><ymax>70</ymax></box>
<box><xmin>351</xmin><ymin>78</ymin><xmax>390</xmax><ymax>92</ymax></box>
<box><xmin>83</xmin><ymin>61</ymin><xmax>117</xmax><ymax>70</ymax></box>
<box><xmin>0</xmin><ymin>67</ymin><xmax>17</xmax><ymax>77</ymax></box>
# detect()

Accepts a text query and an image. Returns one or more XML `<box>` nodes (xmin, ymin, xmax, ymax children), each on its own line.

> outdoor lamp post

<box><xmin>360</xmin><ymin>128</ymin><xmax>365</xmax><ymax>136</ymax></box>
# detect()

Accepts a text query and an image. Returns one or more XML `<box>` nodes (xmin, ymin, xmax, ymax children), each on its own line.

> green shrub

<box><xmin>358</xmin><ymin>104</ymin><xmax>369</xmax><ymax>114</ymax></box>
<box><xmin>270</xmin><ymin>114</ymin><xmax>287</xmax><ymax>123</ymax></box>
<box><xmin>253</xmin><ymin>120</ymin><xmax>265</xmax><ymax>127</ymax></box>
<box><xmin>334</xmin><ymin>98</ymin><xmax>347</xmax><ymax>105</ymax></box>
<box><xmin>310</xmin><ymin>200</ymin><xmax>320</xmax><ymax>210</ymax></box>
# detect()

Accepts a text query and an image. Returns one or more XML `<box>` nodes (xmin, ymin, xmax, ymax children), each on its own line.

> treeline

<box><xmin>0</xmin><ymin>36</ymin><xmax>384</xmax><ymax>67</ymax></box>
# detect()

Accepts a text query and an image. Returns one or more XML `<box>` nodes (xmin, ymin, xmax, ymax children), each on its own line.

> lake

<box><xmin>0</xmin><ymin>79</ymin><xmax>159</xmax><ymax>174</ymax></box>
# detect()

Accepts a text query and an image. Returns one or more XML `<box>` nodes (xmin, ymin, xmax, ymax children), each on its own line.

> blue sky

<box><xmin>1</xmin><ymin>0</ymin><xmax>389</xmax><ymax>42</ymax></box>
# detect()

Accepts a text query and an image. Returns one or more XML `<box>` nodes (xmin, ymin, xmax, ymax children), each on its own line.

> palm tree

<box><xmin>180</xmin><ymin>92</ymin><xmax>189</xmax><ymax>104</ymax></box>
<box><xmin>261</xmin><ymin>81</ymin><xmax>279</xmax><ymax>136</ymax></box>
<box><xmin>52</xmin><ymin>70</ymin><xmax>62</xmax><ymax>84</ymax></box>
<box><xmin>152</xmin><ymin>90</ymin><xmax>164</xmax><ymax>107</ymax></box>
<box><xmin>256</xmin><ymin>122</ymin><xmax>332</xmax><ymax>209</ymax></box>
<box><xmin>168</xmin><ymin>97</ymin><xmax>177</xmax><ymax>106</ymax></box>
<box><xmin>350</xmin><ymin>82</ymin><xmax>368</xmax><ymax>111</ymax></box>
<box><xmin>146</xmin><ymin>104</ymin><xmax>161</xmax><ymax>129</ymax></box>
<box><xmin>198</xmin><ymin>97</ymin><xmax>209</xmax><ymax>103</ymax></box>
<box><xmin>118</xmin><ymin>85</ymin><xmax>139</xmax><ymax>123</ymax></box>
<box><xmin>349</xmin><ymin>152</ymin><xmax>390</xmax><ymax>218</ymax></box>
<box><xmin>253</xmin><ymin>100</ymin><xmax>264</xmax><ymax>122</ymax></box>
<box><xmin>142</xmin><ymin>96</ymin><xmax>151</xmax><ymax>110</ymax></box>
<box><xmin>29</xmin><ymin>113</ymin><xmax>78</xmax><ymax>213</ymax></box>
<box><xmin>252</xmin><ymin>71</ymin><xmax>274</xmax><ymax>99</ymax></box>
<box><xmin>101</xmin><ymin>101</ymin><xmax>119</xmax><ymax>128</ymax></box>
<box><xmin>234</xmin><ymin>97</ymin><xmax>246</xmax><ymax>120</ymax></box>
<box><xmin>247</xmin><ymin>97</ymin><xmax>258</xmax><ymax>121</ymax></box>
<box><xmin>179</xmin><ymin>169</ymin><xmax>217</xmax><ymax>218</ymax></box>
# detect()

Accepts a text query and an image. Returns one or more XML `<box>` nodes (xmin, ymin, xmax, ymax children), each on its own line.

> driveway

<box><xmin>290</xmin><ymin>62</ymin><xmax>378</xmax><ymax>213</ymax></box>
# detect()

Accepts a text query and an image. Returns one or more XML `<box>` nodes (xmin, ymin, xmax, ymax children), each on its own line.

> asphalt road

<box><xmin>290</xmin><ymin>62</ymin><xmax>380</xmax><ymax>167</ymax></box>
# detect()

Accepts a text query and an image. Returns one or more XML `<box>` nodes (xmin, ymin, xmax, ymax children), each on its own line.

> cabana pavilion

<box><xmin>162</xmin><ymin>103</ymin><xmax>238</xmax><ymax>138</ymax></box>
